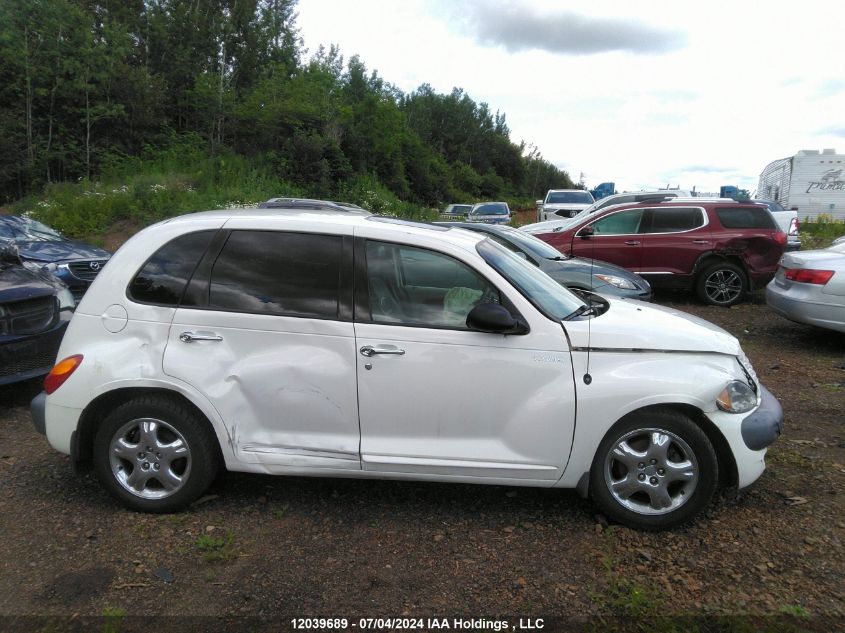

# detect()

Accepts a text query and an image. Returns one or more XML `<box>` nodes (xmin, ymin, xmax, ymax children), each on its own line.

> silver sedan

<box><xmin>766</xmin><ymin>242</ymin><xmax>845</xmax><ymax>333</ymax></box>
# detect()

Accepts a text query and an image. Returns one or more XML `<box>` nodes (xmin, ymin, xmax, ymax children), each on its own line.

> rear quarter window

<box><xmin>208</xmin><ymin>231</ymin><xmax>342</xmax><ymax>319</ymax></box>
<box><xmin>715</xmin><ymin>207</ymin><xmax>777</xmax><ymax>230</ymax></box>
<box><xmin>128</xmin><ymin>231</ymin><xmax>215</xmax><ymax>305</ymax></box>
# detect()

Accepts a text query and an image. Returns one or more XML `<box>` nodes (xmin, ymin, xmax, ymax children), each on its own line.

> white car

<box><xmin>31</xmin><ymin>206</ymin><xmax>783</xmax><ymax>530</ymax></box>
<box><xmin>536</xmin><ymin>189</ymin><xmax>595</xmax><ymax>222</ymax></box>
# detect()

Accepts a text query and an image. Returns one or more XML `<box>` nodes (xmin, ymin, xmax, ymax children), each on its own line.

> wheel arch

<box><xmin>74</xmin><ymin>386</ymin><xmax>229</xmax><ymax>472</ymax></box>
<box><xmin>693</xmin><ymin>252</ymin><xmax>749</xmax><ymax>281</ymax></box>
<box><xmin>610</xmin><ymin>402</ymin><xmax>739</xmax><ymax>490</ymax></box>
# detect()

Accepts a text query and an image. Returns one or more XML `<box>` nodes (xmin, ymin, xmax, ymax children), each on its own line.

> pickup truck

<box><xmin>753</xmin><ymin>199</ymin><xmax>800</xmax><ymax>251</ymax></box>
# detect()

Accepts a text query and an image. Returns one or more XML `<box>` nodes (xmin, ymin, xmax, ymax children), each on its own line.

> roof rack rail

<box><xmin>258</xmin><ymin>197</ymin><xmax>362</xmax><ymax>211</ymax></box>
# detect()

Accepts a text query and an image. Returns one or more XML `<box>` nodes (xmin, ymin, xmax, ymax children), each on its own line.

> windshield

<box><xmin>493</xmin><ymin>226</ymin><xmax>568</xmax><ymax>260</ymax></box>
<box><xmin>477</xmin><ymin>239</ymin><xmax>585</xmax><ymax>321</ymax></box>
<box><xmin>3</xmin><ymin>217</ymin><xmax>63</xmax><ymax>241</ymax></box>
<box><xmin>472</xmin><ymin>203</ymin><xmax>509</xmax><ymax>215</ymax></box>
<box><xmin>446</xmin><ymin>204</ymin><xmax>471</xmax><ymax>214</ymax></box>
<box><xmin>547</xmin><ymin>191</ymin><xmax>593</xmax><ymax>204</ymax></box>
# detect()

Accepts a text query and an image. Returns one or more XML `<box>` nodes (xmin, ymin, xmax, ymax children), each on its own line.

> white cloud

<box><xmin>296</xmin><ymin>0</ymin><xmax>845</xmax><ymax>193</ymax></box>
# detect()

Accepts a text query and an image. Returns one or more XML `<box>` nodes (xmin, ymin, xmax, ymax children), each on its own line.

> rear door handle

<box><xmin>179</xmin><ymin>331</ymin><xmax>223</xmax><ymax>343</ymax></box>
<box><xmin>692</xmin><ymin>239</ymin><xmax>710</xmax><ymax>244</ymax></box>
<box><xmin>624</xmin><ymin>240</ymin><xmax>640</xmax><ymax>246</ymax></box>
<box><xmin>360</xmin><ymin>345</ymin><xmax>406</xmax><ymax>357</ymax></box>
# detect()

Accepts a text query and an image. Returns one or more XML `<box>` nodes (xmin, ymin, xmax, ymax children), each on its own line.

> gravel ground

<box><xmin>1</xmin><ymin>291</ymin><xmax>843</xmax><ymax>627</ymax></box>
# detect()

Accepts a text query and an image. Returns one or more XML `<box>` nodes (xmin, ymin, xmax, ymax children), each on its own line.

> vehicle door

<box><xmin>570</xmin><ymin>208</ymin><xmax>645</xmax><ymax>271</ymax></box>
<box><xmin>162</xmin><ymin>226</ymin><xmax>361</xmax><ymax>470</ymax></box>
<box><xmin>354</xmin><ymin>237</ymin><xmax>576</xmax><ymax>482</ymax></box>
<box><xmin>638</xmin><ymin>207</ymin><xmax>711</xmax><ymax>275</ymax></box>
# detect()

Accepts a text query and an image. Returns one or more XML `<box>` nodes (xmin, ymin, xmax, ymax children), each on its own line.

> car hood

<box><xmin>521</xmin><ymin>219</ymin><xmax>575</xmax><ymax>234</ymax></box>
<box><xmin>15</xmin><ymin>239</ymin><xmax>110</xmax><ymax>263</ymax></box>
<box><xmin>543</xmin><ymin>256</ymin><xmax>648</xmax><ymax>285</ymax></box>
<box><xmin>544</xmin><ymin>203</ymin><xmax>591</xmax><ymax>210</ymax></box>
<box><xmin>0</xmin><ymin>263</ymin><xmax>58</xmax><ymax>302</ymax></box>
<box><xmin>563</xmin><ymin>297</ymin><xmax>740</xmax><ymax>355</ymax></box>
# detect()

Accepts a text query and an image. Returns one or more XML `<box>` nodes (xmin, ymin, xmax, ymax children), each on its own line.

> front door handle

<box><xmin>692</xmin><ymin>239</ymin><xmax>710</xmax><ymax>244</ymax></box>
<box><xmin>179</xmin><ymin>331</ymin><xmax>223</xmax><ymax>343</ymax></box>
<box><xmin>624</xmin><ymin>240</ymin><xmax>640</xmax><ymax>246</ymax></box>
<box><xmin>360</xmin><ymin>345</ymin><xmax>406</xmax><ymax>357</ymax></box>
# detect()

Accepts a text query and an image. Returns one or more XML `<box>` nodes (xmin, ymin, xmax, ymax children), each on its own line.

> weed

<box><xmin>273</xmin><ymin>504</ymin><xmax>289</xmax><ymax>519</ymax></box>
<box><xmin>779</xmin><ymin>604</ymin><xmax>810</xmax><ymax>618</ymax></box>
<box><xmin>195</xmin><ymin>532</ymin><xmax>237</xmax><ymax>563</ymax></box>
<box><xmin>100</xmin><ymin>606</ymin><xmax>126</xmax><ymax>633</ymax></box>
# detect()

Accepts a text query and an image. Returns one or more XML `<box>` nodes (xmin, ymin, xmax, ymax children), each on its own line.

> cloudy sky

<box><xmin>296</xmin><ymin>0</ymin><xmax>845</xmax><ymax>195</ymax></box>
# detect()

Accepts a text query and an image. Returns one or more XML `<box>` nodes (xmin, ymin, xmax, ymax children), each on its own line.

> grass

<box><xmin>6</xmin><ymin>136</ymin><xmax>542</xmax><ymax>245</ymax></box>
<box><xmin>799</xmin><ymin>215</ymin><xmax>845</xmax><ymax>249</ymax></box>
<box><xmin>100</xmin><ymin>606</ymin><xmax>126</xmax><ymax>633</ymax></box>
<box><xmin>194</xmin><ymin>531</ymin><xmax>237</xmax><ymax>563</ymax></box>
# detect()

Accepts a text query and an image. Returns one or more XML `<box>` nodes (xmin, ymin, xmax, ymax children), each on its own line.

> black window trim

<box><xmin>177</xmin><ymin>228</ymin><xmax>354</xmax><ymax>322</ymax></box>
<box><xmin>640</xmin><ymin>206</ymin><xmax>708</xmax><ymax>235</ymax></box>
<box><xmin>355</xmin><ymin>237</ymin><xmax>527</xmax><ymax>333</ymax></box>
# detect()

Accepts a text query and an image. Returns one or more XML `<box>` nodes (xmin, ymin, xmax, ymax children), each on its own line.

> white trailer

<box><xmin>758</xmin><ymin>149</ymin><xmax>845</xmax><ymax>221</ymax></box>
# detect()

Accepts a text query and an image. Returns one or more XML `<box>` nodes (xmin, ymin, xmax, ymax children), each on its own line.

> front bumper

<box><xmin>740</xmin><ymin>386</ymin><xmax>783</xmax><ymax>450</ymax></box>
<box><xmin>705</xmin><ymin>382</ymin><xmax>784</xmax><ymax>489</ymax></box>
<box><xmin>0</xmin><ymin>313</ymin><xmax>69</xmax><ymax>386</ymax></box>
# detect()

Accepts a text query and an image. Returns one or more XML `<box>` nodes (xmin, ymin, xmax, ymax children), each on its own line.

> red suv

<box><xmin>532</xmin><ymin>200</ymin><xmax>787</xmax><ymax>306</ymax></box>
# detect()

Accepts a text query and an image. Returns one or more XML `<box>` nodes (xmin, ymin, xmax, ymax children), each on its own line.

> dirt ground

<box><xmin>1</xmin><ymin>290</ymin><xmax>843</xmax><ymax>630</ymax></box>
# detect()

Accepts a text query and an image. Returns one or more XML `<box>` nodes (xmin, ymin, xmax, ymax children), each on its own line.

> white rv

<box><xmin>758</xmin><ymin>149</ymin><xmax>845</xmax><ymax>221</ymax></box>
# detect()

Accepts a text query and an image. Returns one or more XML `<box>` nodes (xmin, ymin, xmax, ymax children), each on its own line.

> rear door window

<box><xmin>128</xmin><ymin>231</ymin><xmax>215</xmax><ymax>306</ymax></box>
<box><xmin>646</xmin><ymin>207</ymin><xmax>704</xmax><ymax>233</ymax></box>
<box><xmin>208</xmin><ymin>231</ymin><xmax>342</xmax><ymax>319</ymax></box>
<box><xmin>716</xmin><ymin>207</ymin><xmax>777</xmax><ymax>229</ymax></box>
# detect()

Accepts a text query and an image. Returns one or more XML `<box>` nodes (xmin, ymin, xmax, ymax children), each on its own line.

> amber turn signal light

<box><xmin>44</xmin><ymin>354</ymin><xmax>84</xmax><ymax>395</ymax></box>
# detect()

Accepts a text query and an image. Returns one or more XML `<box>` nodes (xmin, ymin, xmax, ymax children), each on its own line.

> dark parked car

<box><xmin>467</xmin><ymin>202</ymin><xmax>511</xmax><ymax>225</ymax></box>
<box><xmin>440</xmin><ymin>204</ymin><xmax>472</xmax><ymax>219</ymax></box>
<box><xmin>532</xmin><ymin>199</ymin><xmax>787</xmax><ymax>306</ymax></box>
<box><xmin>439</xmin><ymin>222</ymin><xmax>652</xmax><ymax>301</ymax></box>
<box><xmin>0</xmin><ymin>215</ymin><xmax>110</xmax><ymax>299</ymax></box>
<box><xmin>0</xmin><ymin>242</ymin><xmax>74</xmax><ymax>386</ymax></box>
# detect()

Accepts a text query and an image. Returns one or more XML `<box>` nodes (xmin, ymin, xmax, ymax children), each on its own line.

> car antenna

<box><xmin>584</xmin><ymin>223</ymin><xmax>594</xmax><ymax>386</ymax></box>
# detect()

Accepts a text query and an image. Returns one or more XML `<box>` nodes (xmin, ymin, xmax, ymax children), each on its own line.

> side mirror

<box><xmin>535</xmin><ymin>200</ymin><xmax>543</xmax><ymax>207</ymax></box>
<box><xmin>577</xmin><ymin>226</ymin><xmax>594</xmax><ymax>239</ymax></box>
<box><xmin>0</xmin><ymin>239</ymin><xmax>22</xmax><ymax>265</ymax></box>
<box><xmin>466</xmin><ymin>303</ymin><xmax>528</xmax><ymax>334</ymax></box>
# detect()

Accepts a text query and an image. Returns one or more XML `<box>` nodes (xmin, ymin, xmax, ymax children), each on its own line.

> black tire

<box><xmin>695</xmin><ymin>261</ymin><xmax>747</xmax><ymax>306</ymax></box>
<box><xmin>590</xmin><ymin>408</ymin><xmax>718</xmax><ymax>530</ymax></box>
<box><xmin>93</xmin><ymin>394</ymin><xmax>219</xmax><ymax>513</ymax></box>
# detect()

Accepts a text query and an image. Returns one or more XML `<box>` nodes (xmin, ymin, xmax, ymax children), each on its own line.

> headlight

<box><xmin>41</xmin><ymin>262</ymin><xmax>59</xmax><ymax>273</ymax></box>
<box><xmin>716</xmin><ymin>380</ymin><xmax>757</xmax><ymax>413</ymax></box>
<box><xmin>594</xmin><ymin>274</ymin><xmax>637</xmax><ymax>290</ymax></box>
<box><xmin>56</xmin><ymin>287</ymin><xmax>76</xmax><ymax>311</ymax></box>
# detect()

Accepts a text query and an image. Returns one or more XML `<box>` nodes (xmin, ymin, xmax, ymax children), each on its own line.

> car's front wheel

<box><xmin>590</xmin><ymin>408</ymin><xmax>718</xmax><ymax>530</ymax></box>
<box><xmin>93</xmin><ymin>395</ymin><xmax>219</xmax><ymax>512</ymax></box>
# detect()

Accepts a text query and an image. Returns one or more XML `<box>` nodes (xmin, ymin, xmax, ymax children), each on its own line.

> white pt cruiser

<box><xmin>32</xmin><ymin>207</ymin><xmax>783</xmax><ymax>530</ymax></box>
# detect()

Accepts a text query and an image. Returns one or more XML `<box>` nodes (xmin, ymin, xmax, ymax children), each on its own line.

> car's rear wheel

<box><xmin>590</xmin><ymin>408</ymin><xmax>718</xmax><ymax>530</ymax></box>
<box><xmin>696</xmin><ymin>261</ymin><xmax>747</xmax><ymax>306</ymax></box>
<box><xmin>93</xmin><ymin>395</ymin><xmax>219</xmax><ymax>513</ymax></box>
